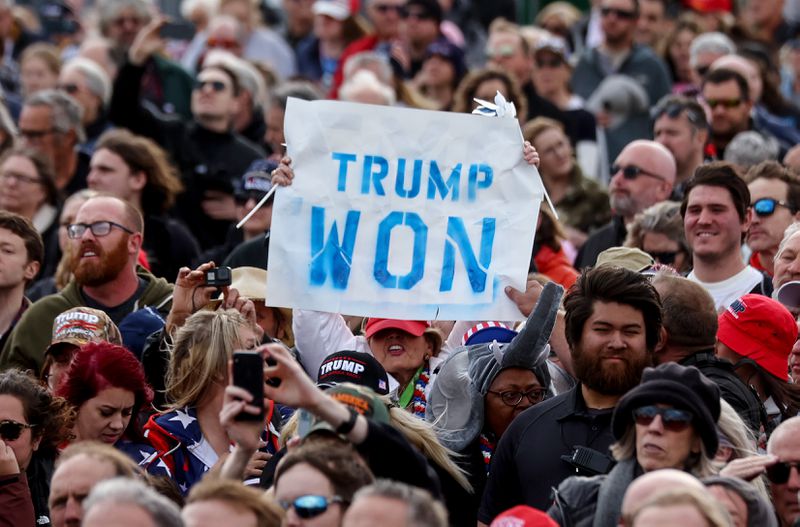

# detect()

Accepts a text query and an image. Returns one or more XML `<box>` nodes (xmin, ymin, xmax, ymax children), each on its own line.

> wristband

<box><xmin>335</xmin><ymin>407</ymin><xmax>359</xmax><ymax>435</ymax></box>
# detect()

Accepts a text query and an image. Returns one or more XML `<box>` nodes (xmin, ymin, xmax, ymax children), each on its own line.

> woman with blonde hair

<box><xmin>144</xmin><ymin>307</ymin><xmax>279</xmax><ymax>494</ymax></box>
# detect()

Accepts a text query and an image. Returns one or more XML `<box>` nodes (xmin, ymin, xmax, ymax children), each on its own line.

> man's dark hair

<box><xmin>702</xmin><ymin>68</ymin><xmax>750</xmax><ymax>102</ymax></box>
<box><xmin>563</xmin><ymin>265</ymin><xmax>663</xmax><ymax>353</ymax></box>
<box><xmin>0</xmin><ymin>210</ymin><xmax>44</xmax><ymax>266</ymax></box>
<box><xmin>744</xmin><ymin>161</ymin><xmax>800</xmax><ymax>213</ymax></box>
<box><xmin>680</xmin><ymin>162</ymin><xmax>750</xmax><ymax>222</ymax></box>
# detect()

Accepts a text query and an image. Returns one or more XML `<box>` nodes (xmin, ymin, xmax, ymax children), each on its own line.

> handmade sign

<box><xmin>267</xmin><ymin>98</ymin><xmax>544</xmax><ymax>320</ymax></box>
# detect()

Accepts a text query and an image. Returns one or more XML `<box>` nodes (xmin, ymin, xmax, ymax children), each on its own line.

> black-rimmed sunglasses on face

<box><xmin>278</xmin><ymin>495</ymin><xmax>344</xmax><ymax>519</ymax></box>
<box><xmin>0</xmin><ymin>419</ymin><xmax>34</xmax><ymax>441</ymax></box>
<box><xmin>611</xmin><ymin>164</ymin><xmax>666</xmax><ymax>182</ymax></box>
<box><xmin>194</xmin><ymin>79</ymin><xmax>228</xmax><ymax>92</ymax></box>
<box><xmin>766</xmin><ymin>461</ymin><xmax>800</xmax><ymax>484</ymax></box>
<box><xmin>752</xmin><ymin>198</ymin><xmax>795</xmax><ymax>217</ymax></box>
<box><xmin>67</xmin><ymin>221</ymin><xmax>134</xmax><ymax>239</ymax></box>
<box><xmin>632</xmin><ymin>405</ymin><xmax>693</xmax><ymax>432</ymax></box>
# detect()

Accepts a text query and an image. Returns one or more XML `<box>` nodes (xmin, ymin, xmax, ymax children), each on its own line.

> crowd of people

<box><xmin>2</xmin><ymin>0</ymin><xmax>800</xmax><ymax>526</ymax></box>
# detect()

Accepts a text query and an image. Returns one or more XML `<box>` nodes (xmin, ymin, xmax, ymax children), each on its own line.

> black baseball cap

<box><xmin>317</xmin><ymin>350</ymin><xmax>390</xmax><ymax>395</ymax></box>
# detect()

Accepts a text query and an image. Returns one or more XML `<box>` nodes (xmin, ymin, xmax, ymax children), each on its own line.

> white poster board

<box><xmin>267</xmin><ymin>98</ymin><xmax>544</xmax><ymax>321</ymax></box>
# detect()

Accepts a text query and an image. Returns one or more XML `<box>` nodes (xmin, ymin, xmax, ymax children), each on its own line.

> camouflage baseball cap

<box><xmin>45</xmin><ymin>307</ymin><xmax>122</xmax><ymax>356</ymax></box>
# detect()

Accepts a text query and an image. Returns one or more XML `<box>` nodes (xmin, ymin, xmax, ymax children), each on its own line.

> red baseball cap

<box><xmin>717</xmin><ymin>294</ymin><xmax>798</xmax><ymax>381</ymax></box>
<box><xmin>491</xmin><ymin>506</ymin><xmax>558</xmax><ymax>527</ymax></box>
<box><xmin>364</xmin><ymin>318</ymin><xmax>429</xmax><ymax>338</ymax></box>
<box><xmin>683</xmin><ymin>0</ymin><xmax>732</xmax><ymax>13</ymax></box>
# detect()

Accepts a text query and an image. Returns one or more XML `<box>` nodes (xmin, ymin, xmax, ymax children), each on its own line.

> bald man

<box><xmin>620</xmin><ymin>469</ymin><xmax>707</xmax><ymax>525</ymax></box>
<box><xmin>575</xmin><ymin>140</ymin><xmax>676</xmax><ymax>268</ymax></box>
<box><xmin>768</xmin><ymin>416</ymin><xmax>800</xmax><ymax>527</ymax></box>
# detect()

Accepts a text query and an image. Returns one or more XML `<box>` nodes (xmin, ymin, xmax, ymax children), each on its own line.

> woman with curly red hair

<box><xmin>56</xmin><ymin>341</ymin><xmax>154</xmax><ymax>457</ymax></box>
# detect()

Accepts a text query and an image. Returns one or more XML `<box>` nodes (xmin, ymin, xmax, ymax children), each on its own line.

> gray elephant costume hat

<box><xmin>426</xmin><ymin>282</ymin><xmax>565</xmax><ymax>451</ymax></box>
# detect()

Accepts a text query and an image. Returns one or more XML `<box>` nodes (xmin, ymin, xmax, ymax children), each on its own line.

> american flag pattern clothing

<box><xmin>142</xmin><ymin>404</ymin><xmax>280</xmax><ymax>494</ymax></box>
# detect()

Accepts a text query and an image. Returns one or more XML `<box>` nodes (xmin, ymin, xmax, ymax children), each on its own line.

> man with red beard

<box><xmin>478</xmin><ymin>265</ymin><xmax>662</xmax><ymax>524</ymax></box>
<box><xmin>575</xmin><ymin>140</ymin><xmax>676</xmax><ymax>269</ymax></box>
<box><xmin>0</xmin><ymin>196</ymin><xmax>173</xmax><ymax>374</ymax></box>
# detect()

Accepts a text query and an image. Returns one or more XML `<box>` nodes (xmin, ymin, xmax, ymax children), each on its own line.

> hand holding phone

<box><xmin>232</xmin><ymin>351</ymin><xmax>266</xmax><ymax>421</ymax></box>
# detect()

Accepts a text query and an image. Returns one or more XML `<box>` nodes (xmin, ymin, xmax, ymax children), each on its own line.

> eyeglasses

<box><xmin>486</xmin><ymin>45</ymin><xmax>516</xmax><ymax>60</ymax></box>
<box><xmin>487</xmin><ymin>388</ymin><xmax>547</xmax><ymax>407</ymax></box>
<box><xmin>651</xmin><ymin>100</ymin><xmax>706</xmax><ymax>127</ymax></box>
<box><xmin>648</xmin><ymin>251</ymin><xmax>678</xmax><ymax>265</ymax></box>
<box><xmin>373</xmin><ymin>3</ymin><xmax>407</xmax><ymax>15</ymax></box>
<box><xmin>536</xmin><ymin>57</ymin><xmax>564</xmax><ymax>69</ymax></box>
<box><xmin>67</xmin><ymin>221</ymin><xmax>134</xmax><ymax>239</ymax></box>
<box><xmin>600</xmin><ymin>6</ymin><xmax>637</xmax><ymax>20</ymax></box>
<box><xmin>0</xmin><ymin>171</ymin><xmax>42</xmax><ymax>185</ymax></box>
<box><xmin>206</xmin><ymin>37</ymin><xmax>239</xmax><ymax>50</ymax></box>
<box><xmin>278</xmin><ymin>495</ymin><xmax>344</xmax><ymax>519</ymax></box>
<box><xmin>0</xmin><ymin>419</ymin><xmax>34</xmax><ymax>441</ymax></box>
<box><xmin>58</xmin><ymin>83</ymin><xmax>79</xmax><ymax>94</ymax></box>
<box><xmin>234</xmin><ymin>190</ymin><xmax>269</xmax><ymax>206</ymax></box>
<box><xmin>695</xmin><ymin>65</ymin><xmax>710</xmax><ymax>78</ymax></box>
<box><xmin>633</xmin><ymin>405</ymin><xmax>693</xmax><ymax>432</ymax></box>
<box><xmin>752</xmin><ymin>198</ymin><xmax>795</xmax><ymax>217</ymax></box>
<box><xmin>194</xmin><ymin>79</ymin><xmax>229</xmax><ymax>92</ymax></box>
<box><xmin>611</xmin><ymin>164</ymin><xmax>666</xmax><ymax>182</ymax></box>
<box><xmin>704</xmin><ymin>98</ymin><xmax>743</xmax><ymax>109</ymax></box>
<box><xmin>766</xmin><ymin>461</ymin><xmax>800</xmax><ymax>484</ymax></box>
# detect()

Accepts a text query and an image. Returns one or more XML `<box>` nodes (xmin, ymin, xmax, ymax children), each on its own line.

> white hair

<box><xmin>339</xmin><ymin>69</ymin><xmax>396</xmax><ymax>106</ymax></box>
<box><xmin>83</xmin><ymin>478</ymin><xmax>183</xmax><ymax>527</ymax></box>
<box><xmin>689</xmin><ymin>32</ymin><xmax>736</xmax><ymax>69</ymax></box>
<box><xmin>62</xmin><ymin>57</ymin><xmax>112</xmax><ymax>107</ymax></box>
<box><xmin>775</xmin><ymin>222</ymin><xmax>800</xmax><ymax>263</ymax></box>
<box><xmin>180</xmin><ymin>0</ymin><xmax>220</xmax><ymax>19</ymax></box>
<box><xmin>343</xmin><ymin>51</ymin><xmax>394</xmax><ymax>85</ymax></box>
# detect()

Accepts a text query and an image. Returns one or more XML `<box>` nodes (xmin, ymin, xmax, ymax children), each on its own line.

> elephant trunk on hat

<box><xmin>426</xmin><ymin>282</ymin><xmax>564</xmax><ymax>451</ymax></box>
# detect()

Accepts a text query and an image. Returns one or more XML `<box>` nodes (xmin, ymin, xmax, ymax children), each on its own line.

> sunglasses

<box><xmin>487</xmin><ymin>388</ymin><xmax>547</xmax><ymax>407</ymax></box>
<box><xmin>278</xmin><ymin>495</ymin><xmax>344</xmax><ymax>519</ymax></box>
<box><xmin>373</xmin><ymin>3</ymin><xmax>407</xmax><ymax>15</ymax></box>
<box><xmin>600</xmin><ymin>6</ymin><xmax>637</xmax><ymax>20</ymax></box>
<box><xmin>611</xmin><ymin>164</ymin><xmax>666</xmax><ymax>182</ymax></box>
<box><xmin>695</xmin><ymin>65</ymin><xmax>710</xmax><ymax>78</ymax></box>
<box><xmin>234</xmin><ymin>190</ymin><xmax>269</xmax><ymax>206</ymax></box>
<box><xmin>704</xmin><ymin>98</ymin><xmax>743</xmax><ymax>109</ymax></box>
<box><xmin>633</xmin><ymin>405</ymin><xmax>693</xmax><ymax>432</ymax></box>
<box><xmin>194</xmin><ymin>79</ymin><xmax>229</xmax><ymax>92</ymax></box>
<box><xmin>752</xmin><ymin>198</ymin><xmax>795</xmax><ymax>217</ymax></box>
<box><xmin>0</xmin><ymin>419</ymin><xmax>34</xmax><ymax>441</ymax></box>
<box><xmin>648</xmin><ymin>251</ymin><xmax>678</xmax><ymax>265</ymax></box>
<box><xmin>766</xmin><ymin>461</ymin><xmax>800</xmax><ymax>484</ymax></box>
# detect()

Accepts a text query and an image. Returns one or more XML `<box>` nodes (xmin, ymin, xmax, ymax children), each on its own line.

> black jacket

<box><xmin>478</xmin><ymin>385</ymin><xmax>616</xmax><ymax>522</ymax></box>
<box><xmin>574</xmin><ymin>216</ymin><xmax>627</xmax><ymax>270</ymax></box>
<box><xmin>681</xmin><ymin>351</ymin><xmax>765</xmax><ymax>434</ymax></box>
<box><xmin>109</xmin><ymin>61</ymin><xmax>265</xmax><ymax>249</ymax></box>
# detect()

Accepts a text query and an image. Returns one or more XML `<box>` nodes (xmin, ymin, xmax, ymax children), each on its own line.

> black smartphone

<box><xmin>205</xmin><ymin>266</ymin><xmax>232</xmax><ymax>287</ymax></box>
<box><xmin>232</xmin><ymin>351</ymin><xmax>265</xmax><ymax>421</ymax></box>
<box><xmin>159</xmin><ymin>21</ymin><xmax>196</xmax><ymax>41</ymax></box>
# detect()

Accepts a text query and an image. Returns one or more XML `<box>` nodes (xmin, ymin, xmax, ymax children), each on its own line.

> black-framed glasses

<box><xmin>278</xmin><ymin>495</ymin><xmax>344</xmax><ymax>519</ymax></box>
<box><xmin>194</xmin><ymin>79</ymin><xmax>228</xmax><ymax>92</ymax></box>
<box><xmin>611</xmin><ymin>164</ymin><xmax>666</xmax><ymax>182</ymax></box>
<box><xmin>633</xmin><ymin>405</ymin><xmax>693</xmax><ymax>432</ymax></box>
<box><xmin>648</xmin><ymin>251</ymin><xmax>678</xmax><ymax>265</ymax></box>
<box><xmin>600</xmin><ymin>6</ymin><xmax>637</xmax><ymax>19</ymax></box>
<box><xmin>704</xmin><ymin>98</ymin><xmax>743</xmax><ymax>109</ymax></box>
<box><xmin>487</xmin><ymin>388</ymin><xmax>547</xmax><ymax>407</ymax></box>
<box><xmin>0</xmin><ymin>419</ymin><xmax>34</xmax><ymax>441</ymax></box>
<box><xmin>67</xmin><ymin>221</ymin><xmax>134</xmax><ymax>239</ymax></box>
<box><xmin>651</xmin><ymin>100</ymin><xmax>706</xmax><ymax>128</ymax></box>
<box><xmin>753</xmin><ymin>198</ymin><xmax>795</xmax><ymax>217</ymax></box>
<box><xmin>766</xmin><ymin>461</ymin><xmax>800</xmax><ymax>484</ymax></box>
<box><xmin>58</xmin><ymin>83</ymin><xmax>79</xmax><ymax>94</ymax></box>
